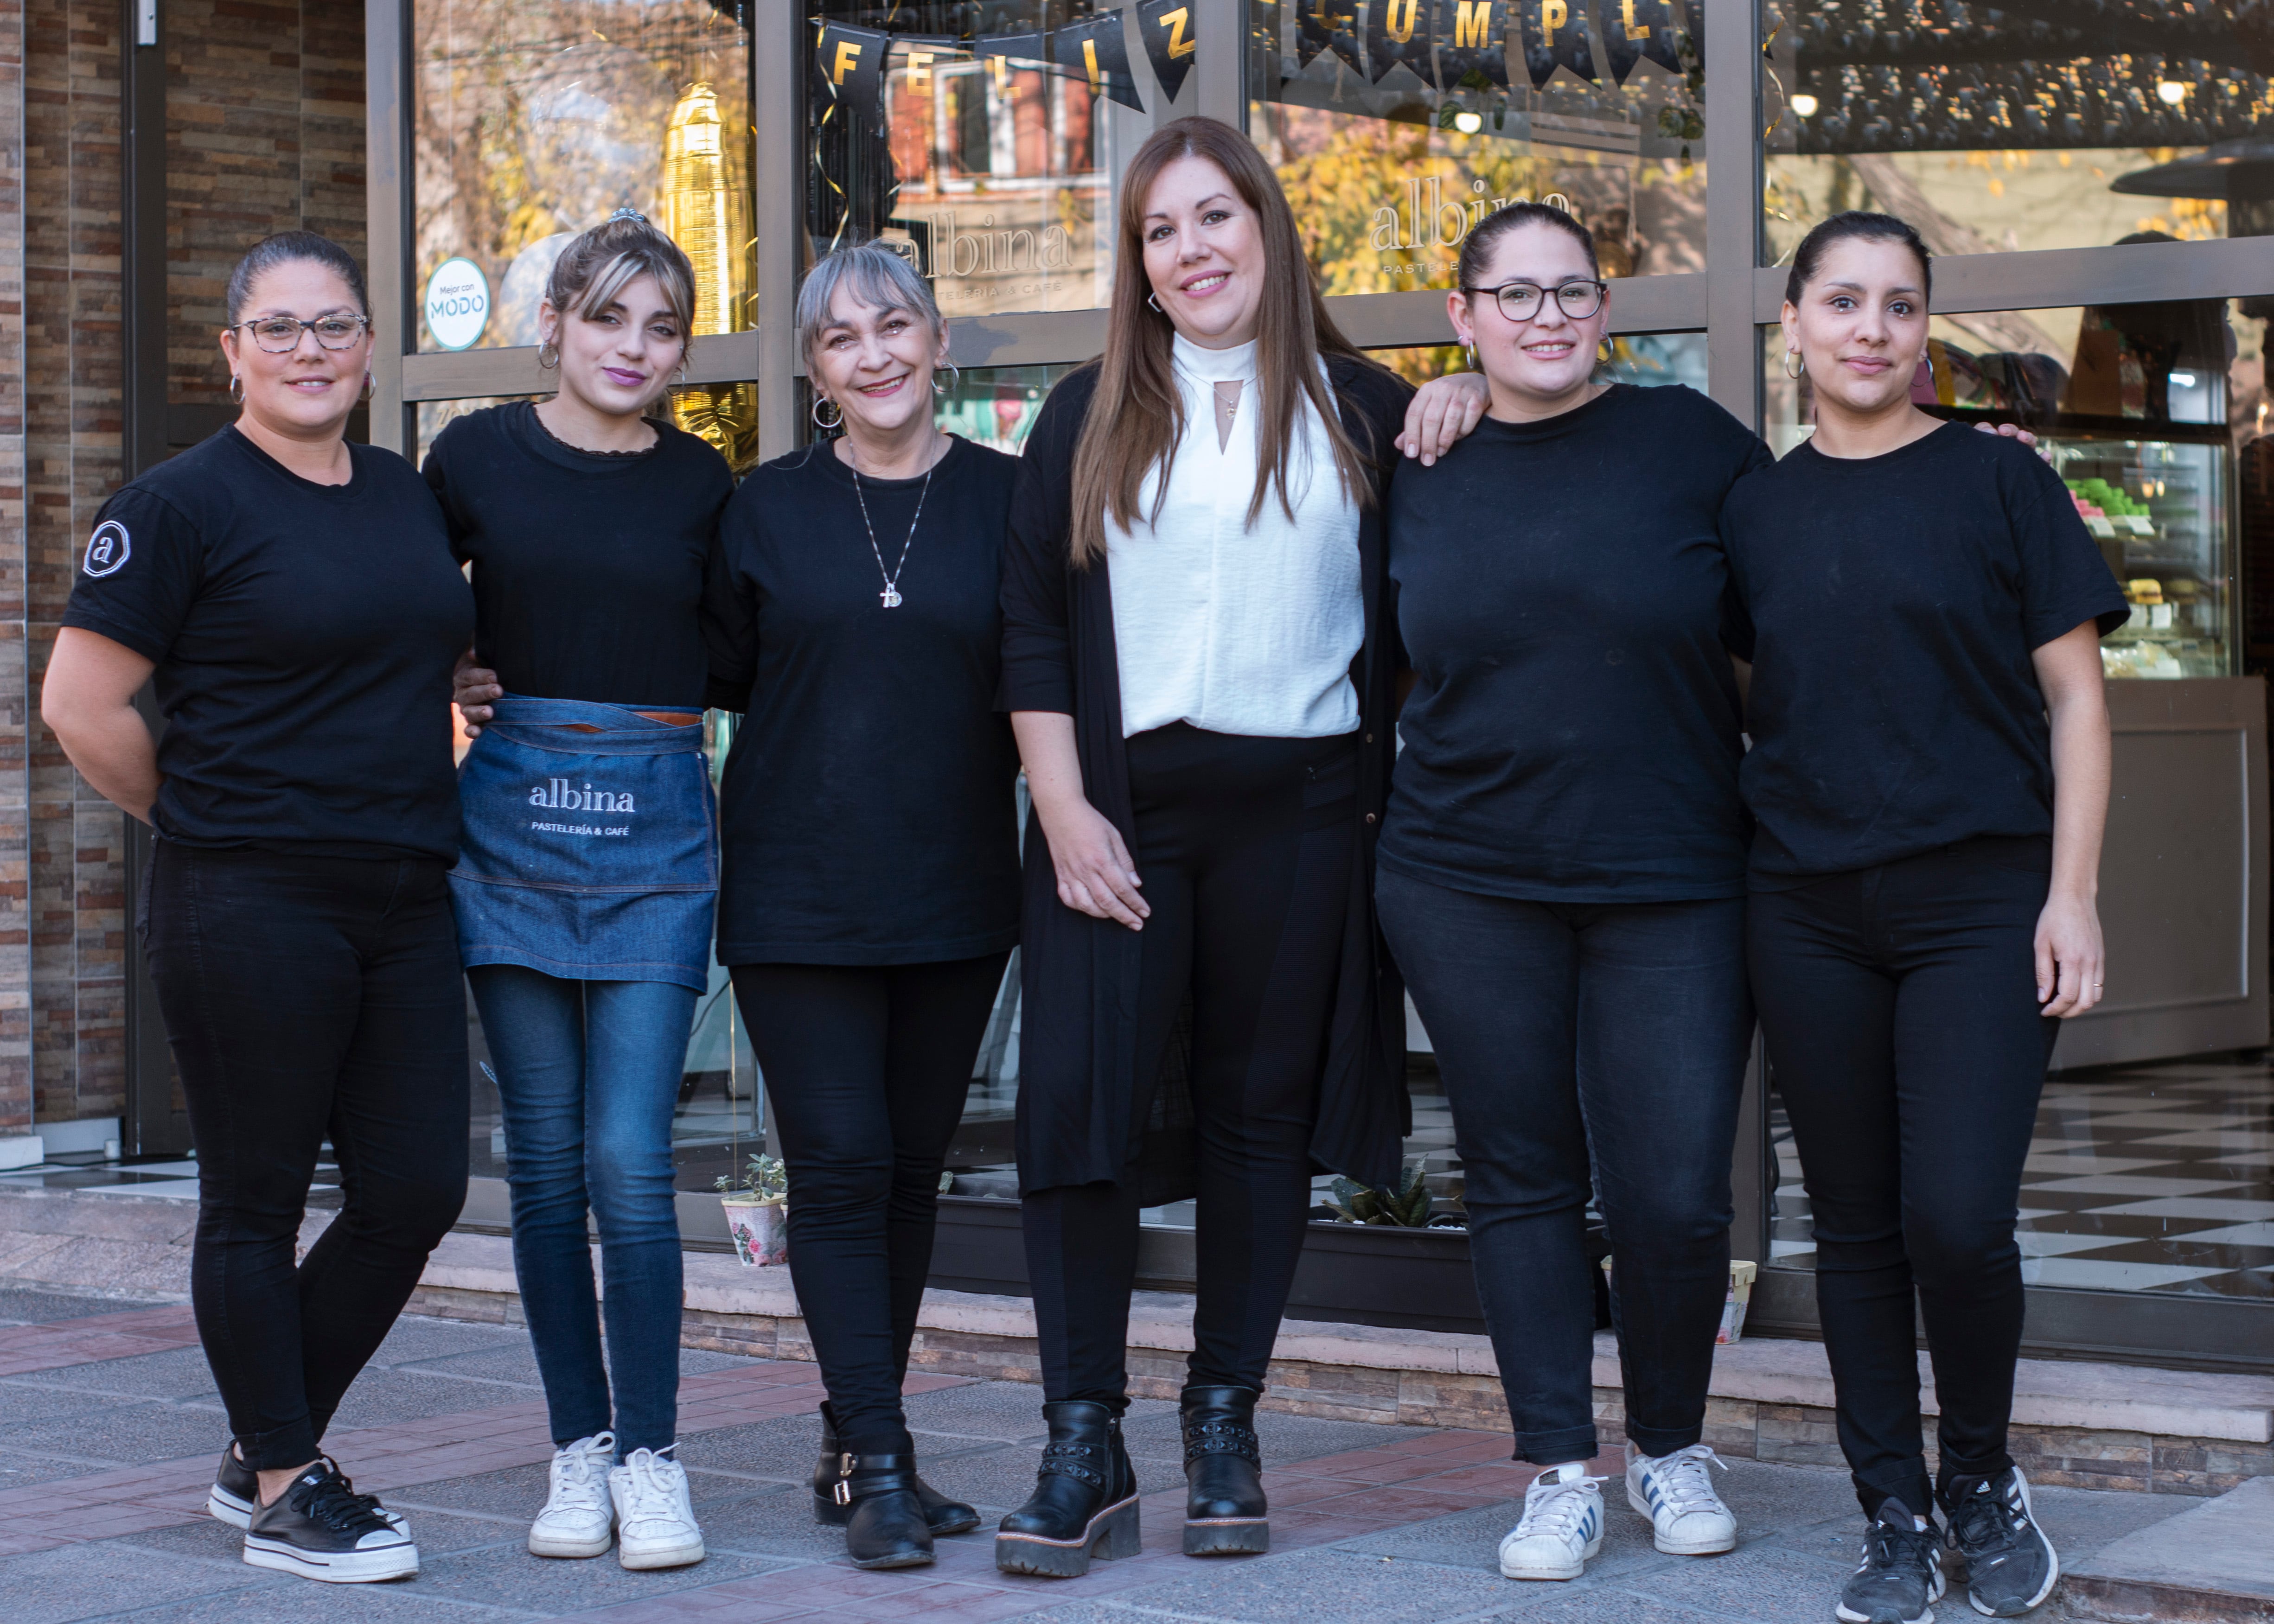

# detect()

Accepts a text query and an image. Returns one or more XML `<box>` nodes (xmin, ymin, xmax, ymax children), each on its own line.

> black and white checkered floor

<box><xmin>1772</xmin><ymin>1056</ymin><xmax>2274</xmax><ymax>1298</ymax></box>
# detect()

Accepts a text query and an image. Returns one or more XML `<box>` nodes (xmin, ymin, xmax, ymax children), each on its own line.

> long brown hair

<box><xmin>1068</xmin><ymin>116</ymin><xmax>1377</xmax><ymax>567</ymax></box>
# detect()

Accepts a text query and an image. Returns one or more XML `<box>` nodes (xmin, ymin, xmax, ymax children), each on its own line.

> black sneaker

<box><xmin>1940</xmin><ymin>1467</ymin><xmax>2058</xmax><ymax>1617</ymax></box>
<box><xmin>243</xmin><ymin>1459</ymin><xmax>419</xmax><ymax>1583</ymax></box>
<box><xmin>211</xmin><ymin>1446</ymin><xmax>406</xmax><ymax>1531</ymax></box>
<box><xmin>1837</xmin><ymin>1497</ymin><xmax>1947</xmax><ymax>1624</ymax></box>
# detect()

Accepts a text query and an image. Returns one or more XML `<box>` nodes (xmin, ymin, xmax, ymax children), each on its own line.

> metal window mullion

<box><xmin>754</xmin><ymin>0</ymin><xmax>801</xmax><ymax>460</ymax></box>
<box><xmin>1704</xmin><ymin>0</ymin><xmax>1762</xmax><ymax>426</ymax></box>
<box><xmin>1755</xmin><ymin>237</ymin><xmax>2274</xmax><ymax>324</ymax></box>
<box><xmin>365</xmin><ymin>0</ymin><xmax>412</xmax><ymax>453</ymax></box>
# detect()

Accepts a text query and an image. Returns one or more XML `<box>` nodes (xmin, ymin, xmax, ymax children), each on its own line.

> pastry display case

<box><xmin>2050</xmin><ymin>432</ymin><xmax>2233</xmax><ymax>681</ymax></box>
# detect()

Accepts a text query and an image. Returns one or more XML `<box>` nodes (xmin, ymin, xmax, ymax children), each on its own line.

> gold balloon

<box><xmin>658</xmin><ymin>81</ymin><xmax>761</xmax><ymax>471</ymax></box>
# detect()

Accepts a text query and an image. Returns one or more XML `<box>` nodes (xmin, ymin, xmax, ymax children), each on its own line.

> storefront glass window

<box><xmin>808</xmin><ymin>3</ymin><xmax>1129</xmax><ymax>318</ymax></box>
<box><xmin>1763</xmin><ymin>296</ymin><xmax>2263</xmax><ymax>681</ymax></box>
<box><xmin>1761</xmin><ymin>2</ymin><xmax>2274</xmax><ymax>264</ymax></box>
<box><xmin>1249</xmin><ymin>0</ymin><xmax>1708</xmax><ymax>297</ymax></box>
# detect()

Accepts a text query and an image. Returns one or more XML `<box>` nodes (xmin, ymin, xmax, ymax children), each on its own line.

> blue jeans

<box><xmin>1377</xmin><ymin>867</ymin><xmax>1752</xmax><ymax>1465</ymax></box>
<box><xmin>469</xmin><ymin>965</ymin><xmax>695</xmax><ymax>1455</ymax></box>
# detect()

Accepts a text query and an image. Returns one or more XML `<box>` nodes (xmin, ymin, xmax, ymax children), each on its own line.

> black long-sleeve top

<box><xmin>998</xmin><ymin>356</ymin><xmax>1414</xmax><ymax>1199</ymax></box>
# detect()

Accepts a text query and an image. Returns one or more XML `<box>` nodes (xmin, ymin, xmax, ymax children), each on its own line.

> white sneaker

<box><xmin>1498</xmin><ymin>1462</ymin><xmax>1605</xmax><ymax>1581</ymax></box>
<box><xmin>1625</xmin><ymin>1442</ymin><xmax>1737</xmax><ymax>1555</ymax></box>
<box><xmin>529</xmin><ymin>1432</ymin><xmax>616</xmax><ymax>1559</ymax></box>
<box><xmin>608</xmin><ymin>1445</ymin><xmax>705</xmax><ymax>1570</ymax></box>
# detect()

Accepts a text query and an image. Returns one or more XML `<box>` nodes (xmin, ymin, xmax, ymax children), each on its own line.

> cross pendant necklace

<box><xmin>849</xmin><ymin>451</ymin><xmax>936</xmax><ymax>610</ymax></box>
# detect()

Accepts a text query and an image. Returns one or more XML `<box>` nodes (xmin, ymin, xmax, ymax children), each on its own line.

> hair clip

<box><xmin>607</xmin><ymin>207</ymin><xmax>649</xmax><ymax>224</ymax></box>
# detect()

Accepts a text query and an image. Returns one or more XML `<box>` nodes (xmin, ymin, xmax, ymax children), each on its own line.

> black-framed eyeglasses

<box><xmin>230</xmin><ymin>314</ymin><xmax>372</xmax><ymax>353</ymax></box>
<box><xmin>1460</xmin><ymin>279</ymin><xmax>1608</xmax><ymax>322</ymax></box>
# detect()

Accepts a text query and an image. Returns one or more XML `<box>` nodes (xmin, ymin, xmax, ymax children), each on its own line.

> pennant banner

<box><xmin>816</xmin><ymin>22</ymin><xmax>889</xmax><ymax>119</ymax></box>
<box><xmin>1137</xmin><ymin>0</ymin><xmax>1198</xmax><ymax>103</ymax></box>
<box><xmin>1520</xmin><ymin>0</ymin><xmax>1597</xmax><ymax>86</ymax></box>
<box><xmin>977</xmin><ymin>29</ymin><xmax>1051</xmax><ymax>92</ymax></box>
<box><xmin>1295</xmin><ymin>0</ymin><xmax>1364</xmax><ymax>76</ymax></box>
<box><xmin>889</xmin><ymin>33</ymin><xmax>960</xmax><ymax>94</ymax></box>
<box><xmin>1595</xmin><ymin>0</ymin><xmax>1680</xmax><ymax>82</ymax></box>
<box><xmin>1054</xmin><ymin>12</ymin><xmax>1144</xmax><ymax>108</ymax></box>
<box><xmin>1366</xmin><ymin>0</ymin><xmax>1436</xmax><ymax>85</ymax></box>
<box><xmin>1437</xmin><ymin>0</ymin><xmax>1509</xmax><ymax>88</ymax></box>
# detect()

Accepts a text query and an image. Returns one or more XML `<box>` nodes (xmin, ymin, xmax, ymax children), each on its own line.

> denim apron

<box><xmin>449</xmin><ymin>695</ymin><xmax>717</xmax><ymax>991</ymax></box>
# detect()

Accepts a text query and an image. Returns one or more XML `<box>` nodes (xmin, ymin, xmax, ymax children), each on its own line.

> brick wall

<box><xmin>0</xmin><ymin>1</ymin><xmax>365</xmax><ymax>1137</ymax></box>
<box><xmin>0</xmin><ymin>0</ymin><xmax>27</xmax><ymax>1135</ymax></box>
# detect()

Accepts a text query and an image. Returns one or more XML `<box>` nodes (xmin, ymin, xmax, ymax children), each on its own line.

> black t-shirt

<box><xmin>1721</xmin><ymin>421</ymin><xmax>2130</xmax><ymax>885</ymax></box>
<box><xmin>1381</xmin><ymin>384</ymin><xmax>1771</xmax><ymax>902</ymax></box>
<box><xmin>705</xmin><ymin>436</ymin><xmax>1023</xmax><ymax>964</ymax></box>
<box><xmin>62</xmin><ymin>427</ymin><xmax>473</xmax><ymax>862</ymax></box>
<box><xmin>423</xmin><ymin>402</ymin><xmax>734</xmax><ymax>708</ymax></box>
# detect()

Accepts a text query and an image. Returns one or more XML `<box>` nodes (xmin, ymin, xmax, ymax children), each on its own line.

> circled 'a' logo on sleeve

<box><xmin>83</xmin><ymin>520</ymin><xmax>131</xmax><ymax>579</ymax></box>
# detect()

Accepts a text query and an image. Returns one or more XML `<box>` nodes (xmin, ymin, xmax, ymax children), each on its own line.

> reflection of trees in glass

<box><xmin>414</xmin><ymin>0</ymin><xmax>753</xmax><ymax>349</ymax></box>
<box><xmin>1264</xmin><ymin>106</ymin><xmax>1629</xmax><ymax>299</ymax></box>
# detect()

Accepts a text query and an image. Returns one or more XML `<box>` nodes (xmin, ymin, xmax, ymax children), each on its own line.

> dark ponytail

<box><xmin>1784</xmin><ymin>211</ymin><xmax>1931</xmax><ymax>307</ymax></box>
<box><xmin>1456</xmin><ymin>200</ymin><xmax>1598</xmax><ymax>293</ymax></box>
<box><xmin>225</xmin><ymin>231</ymin><xmax>370</xmax><ymax>324</ymax></box>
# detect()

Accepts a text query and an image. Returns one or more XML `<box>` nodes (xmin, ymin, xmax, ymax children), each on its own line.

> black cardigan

<box><xmin>999</xmin><ymin>354</ymin><xmax>1415</xmax><ymax>1199</ymax></box>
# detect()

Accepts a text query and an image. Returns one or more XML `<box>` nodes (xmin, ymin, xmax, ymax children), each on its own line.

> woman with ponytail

<box><xmin>995</xmin><ymin>115</ymin><xmax>1411</xmax><ymax>1579</ymax></box>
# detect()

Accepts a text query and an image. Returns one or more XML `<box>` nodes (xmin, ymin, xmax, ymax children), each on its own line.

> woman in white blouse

<box><xmin>994</xmin><ymin>116</ymin><xmax>1412</xmax><ymax>1579</ymax></box>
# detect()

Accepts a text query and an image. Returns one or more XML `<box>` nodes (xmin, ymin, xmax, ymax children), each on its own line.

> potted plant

<box><xmin>715</xmin><ymin>1153</ymin><xmax>788</xmax><ymax>1267</ymax></box>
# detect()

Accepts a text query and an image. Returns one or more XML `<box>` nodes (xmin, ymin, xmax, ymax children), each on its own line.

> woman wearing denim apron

<box><xmin>435</xmin><ymin>212</ymin><xmax>734</xmax><ymax>1572</ymax></box>
<box><xmin>701</xmin><ymin>243</ymin><xmax>1022</xmax><ymax>1573</ymax></box>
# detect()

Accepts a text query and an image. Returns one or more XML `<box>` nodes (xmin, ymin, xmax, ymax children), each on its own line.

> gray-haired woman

<box><xmin>699</xmin><ymin>242</ymin><xmax>1022</xmax><ymax>1571</ymax></box>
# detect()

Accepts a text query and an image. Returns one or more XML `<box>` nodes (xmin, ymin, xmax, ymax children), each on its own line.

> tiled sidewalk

<box><xmin>0</xmin><ymin>1285</ymin><xmax>2199</xmax><ymax>1623</ymax></box>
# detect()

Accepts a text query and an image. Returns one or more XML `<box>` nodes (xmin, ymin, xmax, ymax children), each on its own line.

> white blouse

<box><xmin>1106</xmin><ymin>333</ymin><xmax>1363</xmax><ymax>740</ymax></box>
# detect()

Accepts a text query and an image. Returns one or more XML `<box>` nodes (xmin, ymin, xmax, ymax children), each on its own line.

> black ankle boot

<box><xmin>1181</xmin><ymin>1385</ymin><xmax>1268</xmax><ymax>1555</ymax></box>
<box><xmin>831</xmin><ymin>1453</ymin><xmax>934</xmax><ymax>1569</ymax></box>
<box><xmin>995</xmin><ymin>1400</ymin><xmax>1142</xmax><ymax>1578</ymax></box>
<box><xmin>813</xmin><ymin>1403</ymin><xmax>980</xmax><ymax>1536</ymax></box>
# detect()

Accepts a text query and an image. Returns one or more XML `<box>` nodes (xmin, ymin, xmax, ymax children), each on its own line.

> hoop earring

<box><xmin>1463</xmin><ymin>341</ymin><xmax>1476</xmax><ymax>370</ymax></box>
<box><xmin>1597</xmin><ymin>338</ymin><xmax>1614</xmax><ymax>364</ymax></box>
<box><xmin>812</xmin><ymin>395</ymin><xmax>843</xmax><ymax>430</ymax></box>
<box><xmin>228</xmin><ymin>375</ymin><xmax>244</xmax><ymax>404</ymax></box>
<box><xmin>360</xmin><ymin>373</ymin><xmax>374</xmax><ymax>404</ymax></box>
<box><xmin>1147</xmin><ymin>293</ymin><xmax>1163</xmax><ymax>314</ymax></box>
<box><xmin>932</xmin><ymin>359</ymin><xmax>961</xmax><ymax>396</ymax></box>
<box><xmin>537</xmin><ymin>339</ymin><xmax>560</xmax><ymax>370</ymax></box>
<box><xmin>1783</xmin><ymin>350</ymin><xmax>1806</xmax><ymax>379</ymax></box>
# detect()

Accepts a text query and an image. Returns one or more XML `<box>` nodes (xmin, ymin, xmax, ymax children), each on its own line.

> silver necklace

<box><xmin>848</xmin><ymin>455</ymin><xmax>935</xmax><ymax>609</ymax></box>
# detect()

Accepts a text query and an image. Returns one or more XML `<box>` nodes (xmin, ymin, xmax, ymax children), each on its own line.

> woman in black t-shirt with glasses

<box><xmin>1723</xmin><ymin>213</ymin><xmax>2123</xmax><ymax>1624</ymax></box>
<box><xmin>699</xmin><ymin>242</ymin><xmax>1022</xmax><ymax>1573</ymax></box>
<box><xmin>42</xmin><ymin>231</ymin><xmax>472</xmax><ymax>1585</ymax></box>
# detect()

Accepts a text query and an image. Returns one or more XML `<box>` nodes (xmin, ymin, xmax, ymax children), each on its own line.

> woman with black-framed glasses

<box><xmin>41</xmin><ymin>230</ymin><xmax>472</xmax><ymax>1586</ymax></box>
<box><xmin>1377</xmin><ymin>202</ymin><xmax>1770</xmax><ymax>1587</ymax></box>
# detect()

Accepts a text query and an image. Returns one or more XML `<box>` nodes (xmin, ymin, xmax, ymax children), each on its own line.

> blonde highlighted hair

<box><xmin>544</xmin><ymin>211</ymin><xmax>698</xmax><ymax>351</ymax></box>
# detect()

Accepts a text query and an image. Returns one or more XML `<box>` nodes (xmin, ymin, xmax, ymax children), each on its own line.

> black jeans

<box><xmin>1024</xmin><ymin>724</ymin><xmax>1356</xmax><ymax>1405</ymax></box>
<box><xmin>731</xmin><ymin>954</ymin><xmax>1010</xmax><ymax>1454</ymax></box>
<box><xmin>143</xmin><ymin>842</ymin><xmax>469</xmax><ymax>1471</ymax></box>
<box><xmin>1377</xmin><ymin>868</ymin><xmax>1752</xmax><ymax>1464</ymax></box>
<box><xmin>1748</xmin><ymin>837</ymin><xmax>2058</xmax><ymax>1518</ymax></box>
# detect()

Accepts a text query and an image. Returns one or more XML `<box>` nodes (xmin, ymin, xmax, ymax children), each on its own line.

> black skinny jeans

<box><xmin>1748</xmin><ymin>837</ymin><xmax>2059</xmax><ymax>1518</ymax></box>
<box><xmin>143</xmin><ymin>842</ymin><xmax>469</xmax><ymax>1471</ymax></box>
<box><xmin>731</xmin><ymin>954</ymin><xmax>1010</xmax><ymax>1455</ymax></box>
<box><xmin>1377</xmin><ymin>868</ymin><xmax>1752</xmax><ymax>1465</ymax></box>
<box><xmin>1024</xmin><ymin>723</ymin><xmax>1356</xmax><ymax>1405</ymax></box>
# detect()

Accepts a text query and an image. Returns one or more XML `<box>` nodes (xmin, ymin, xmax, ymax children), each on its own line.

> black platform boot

<box><xmin>994</xmin><ymin>1400</ymin><xmax>1142</xmax><ymax>1578</ymax></box>
<box><xmin>1181</xmin><ymin>1385</ymin><xmax>1269</xmax><ymax>1555</ymax></box>
<box><xmin>813</xmin><ymin>1403</ymin><xmax>980</xmax><ymax>1535</ymax></box>
<box><xmin>830</xmin><ymin>1452</ymin><xmax>935</xmax><ymax>1570</ymax></box>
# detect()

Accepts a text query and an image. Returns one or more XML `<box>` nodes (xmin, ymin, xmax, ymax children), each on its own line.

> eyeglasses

<box><xmin>230</xmin><ymin>314</ymin><xmax>372</xmax><ymax>353</ymax></box>
<box><xmin>1460</xmin><ymin>279</ymin><xmax>1608</xmax><ymax>322</ymax></box>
